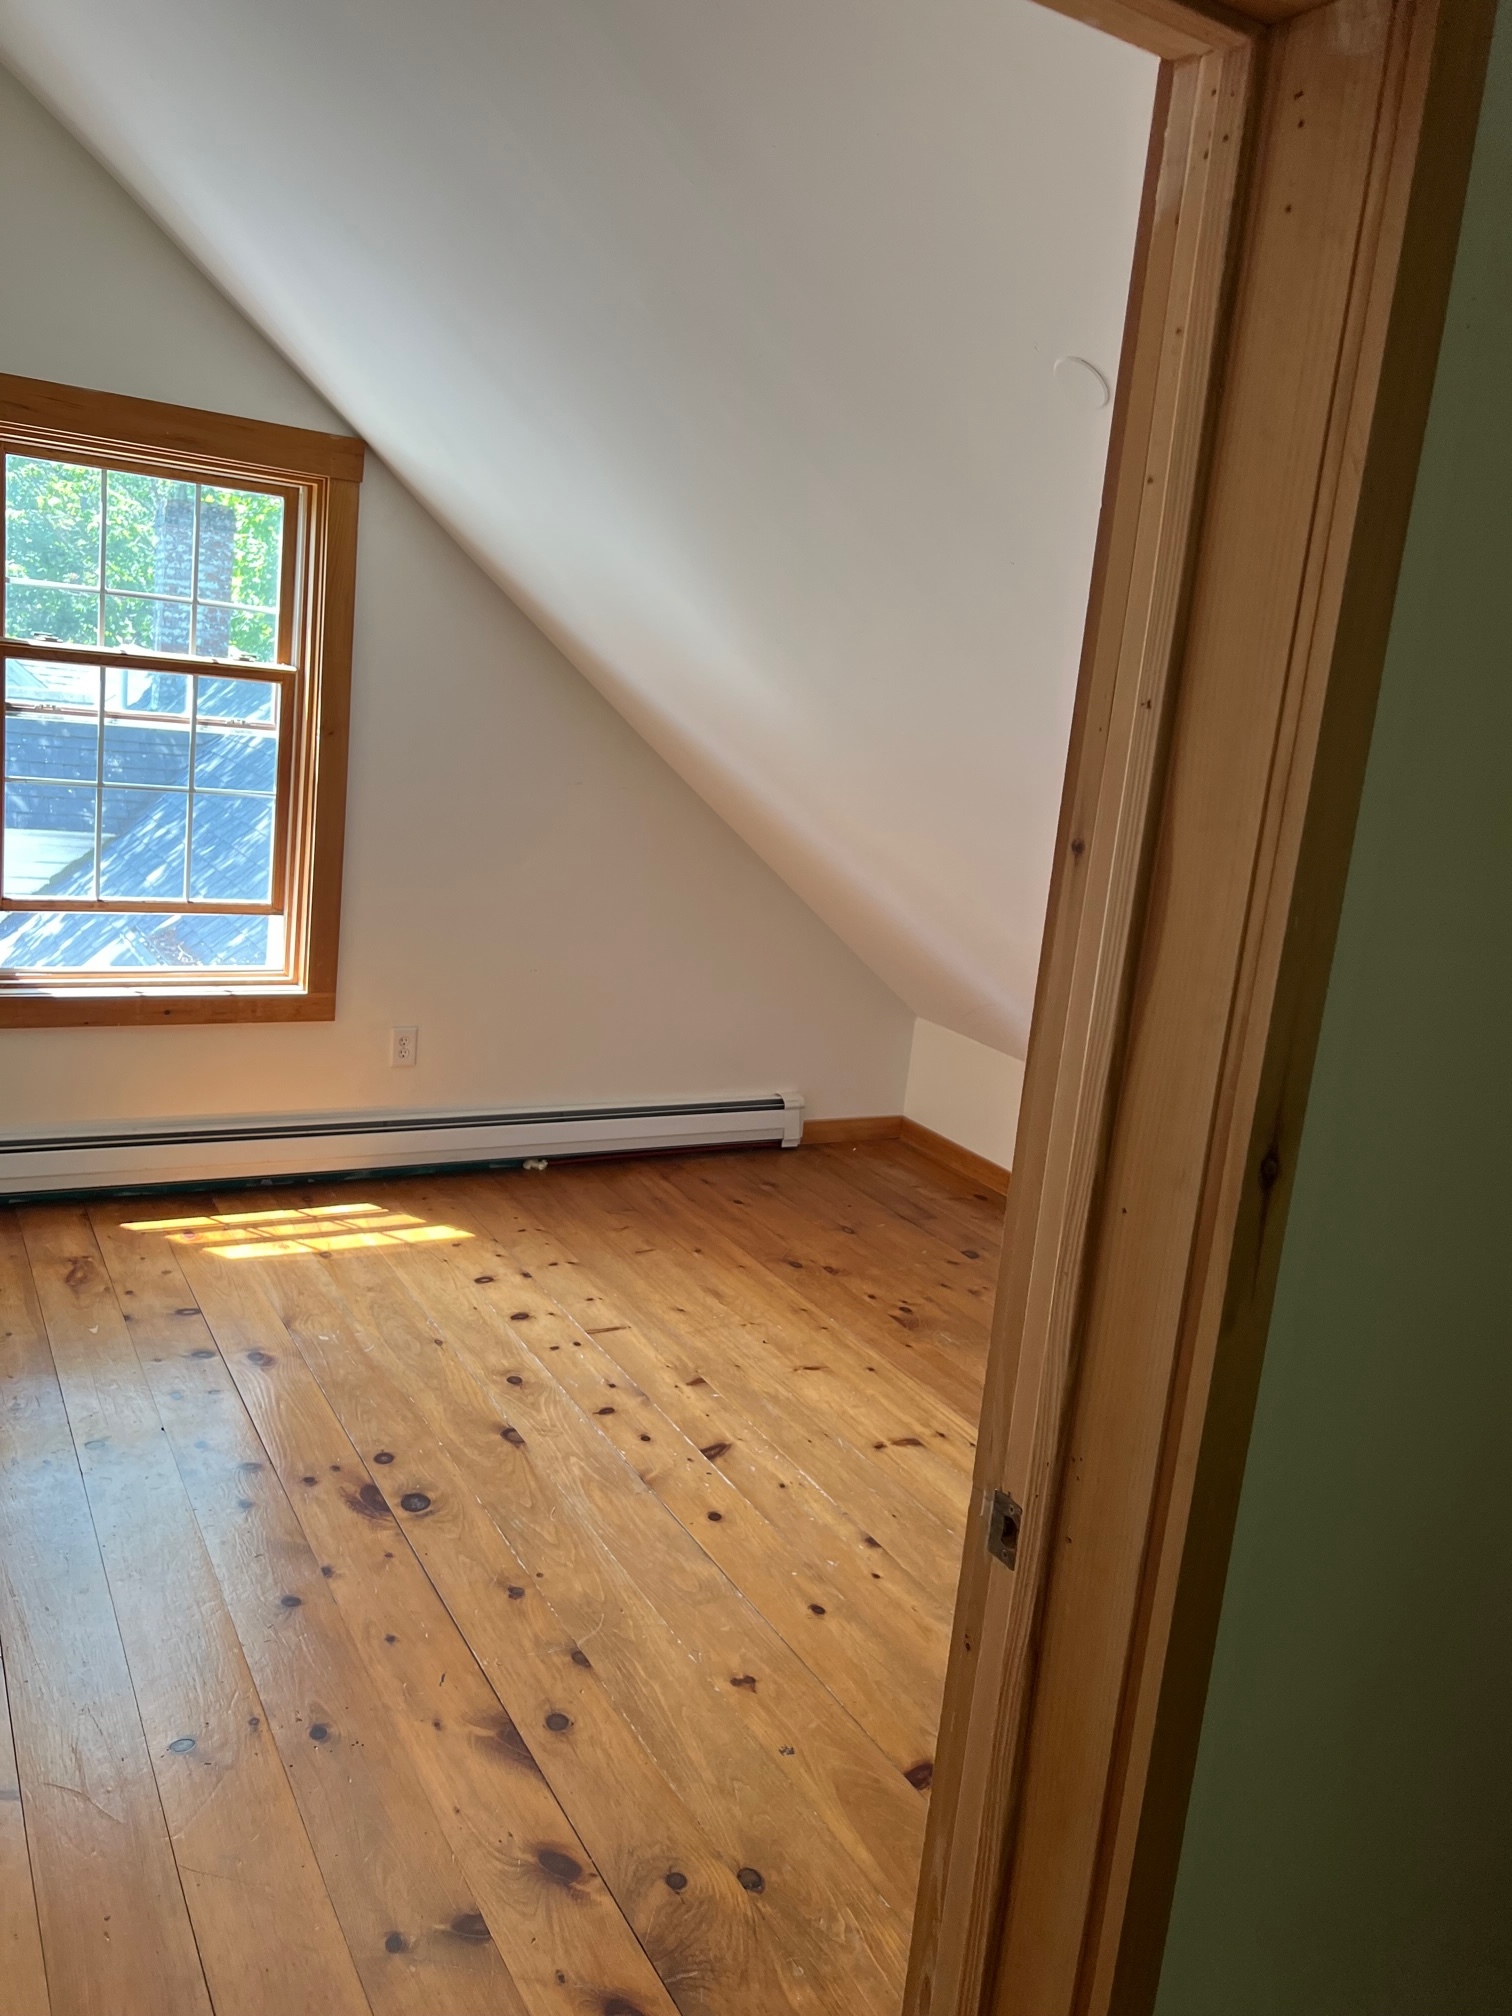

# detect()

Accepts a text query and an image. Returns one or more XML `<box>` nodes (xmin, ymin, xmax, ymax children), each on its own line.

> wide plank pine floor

<box><xmin>0</xmin><ymin>1140</ymin><xmax>1000</xmax><ymax>2016</ymax></box>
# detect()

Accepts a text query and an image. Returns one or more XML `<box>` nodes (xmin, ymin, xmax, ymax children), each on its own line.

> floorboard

<box><xmin>20</xmin><ymin>1203</ymin><xmax>373</xmax><ymax>2016</ymax></box>
<box><xmin>0</xmin><ymin>1634</ymin><xmax>50</xmax><ymax>2016</ymax></box>
<box><xmin>0</xmin><ymin>1143</ymin><xmax>1000</xmax><ymax>2015</ymax></box>
<box><xmin>0</xmin><ymin>1211</ymin><xmax>215</xmax><ymax>2016</ymax></box>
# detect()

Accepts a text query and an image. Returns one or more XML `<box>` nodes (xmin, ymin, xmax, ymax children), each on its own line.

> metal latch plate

<box><xmin>987</xmin><ymin>1488</ymin><xmax>1023</xmax><ymax>1570</ymax></box>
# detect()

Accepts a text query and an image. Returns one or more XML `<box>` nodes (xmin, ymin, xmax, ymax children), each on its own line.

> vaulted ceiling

<box><xmin>0</xmin><ymin>1</ymin><xmax>1154</xmax><ymax>1054</ymax></box>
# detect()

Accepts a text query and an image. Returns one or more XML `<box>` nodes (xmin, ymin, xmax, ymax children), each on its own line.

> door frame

<box><xmin>906</xmin><ymin>1</ymin><xmax>1498</xmax><ymax>2012</ymax></box>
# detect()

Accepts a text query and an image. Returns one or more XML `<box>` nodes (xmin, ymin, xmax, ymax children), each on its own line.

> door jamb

<box><xmin>905</xmin><ymin>1</ymin><xmax>1498</xmax><ymax>2012</ymax></box>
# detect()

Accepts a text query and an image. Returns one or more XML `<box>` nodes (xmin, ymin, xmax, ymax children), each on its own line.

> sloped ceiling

<box><xmin>0</xmin><ymin>2</ymin><xmax>1155</xmax><ymax>1054</ymax></box>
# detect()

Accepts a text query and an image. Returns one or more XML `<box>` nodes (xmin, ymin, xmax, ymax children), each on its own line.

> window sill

<box><xmin>0</xmin><ymin>987</ymin><xmax>336</xmax><ymax>1028</ymax></box>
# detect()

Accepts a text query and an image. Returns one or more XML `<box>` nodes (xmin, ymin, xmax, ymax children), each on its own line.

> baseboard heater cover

<box><xmin>0</xmin><ymin>1092</ymin><xmax>806</xmax><ymax>1198</ymax></box>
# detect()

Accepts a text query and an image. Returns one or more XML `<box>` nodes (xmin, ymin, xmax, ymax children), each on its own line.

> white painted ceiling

<box><xmin>0</xmin><ymin>2</ymin><xmax>1155</xmax><ymax>1054</ymax></box>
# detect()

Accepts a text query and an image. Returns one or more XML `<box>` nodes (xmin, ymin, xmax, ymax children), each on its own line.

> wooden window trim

<box><xmin>907</xmin><ymin>1</ymin><xmax>1498</xmax><ymax>2014</ymax></box>
<box><xmin>0</xmin><ymin>374</ymin><xmax>363</xmax><ymax>1026</ymax></box>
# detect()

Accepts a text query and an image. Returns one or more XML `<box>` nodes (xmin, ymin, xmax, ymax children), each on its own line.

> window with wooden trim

<box><xmin>0</xmin><ymin>376</ymin><xmax>362</xmax><ymax>1026</ymax></box>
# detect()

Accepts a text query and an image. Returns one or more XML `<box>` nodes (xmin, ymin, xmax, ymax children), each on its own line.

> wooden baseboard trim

<box><xmin>800</xmin><ymin>1115</ymin><xmax>904</xmax><ymax>1146</ymax></box>
<box><xmin>800</xmin><ymin>1114</ymin><xmax>1011</xmax><ymax>1194</ymax></box>
<box><xmin>899</xmin><ymin>1117</ymin><xmax>1011</xmax><ymax>1195</ymax></box>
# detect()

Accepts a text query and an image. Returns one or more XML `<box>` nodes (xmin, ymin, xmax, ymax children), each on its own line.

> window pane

<box><xmin>198</xmin><ymin>486</ymin><xmax>283</xmax><ymax>609</ymax></box>
<box><xmin>0</xmin><ymin>908</ymin><xmax>284</xmax><ymax>973</ymax></box>
<box><xmin>223</xmin><ymin>608</ymin><xmax>277</xmax><ymax>663</ymax></box>
<box><xmin>3</xmin><ymin>781</ymin><xmax>96</xmax><ymax>897</ymax></box>
<box><xmin>100</xmin><ymin>787</ymin><xmax>187</xmax><ymax>900</ymax></box>
<box><xmin>190</xmin><ymin>792</ymin><xmax>274</xmax><ymax>902</ymax></box>
<box><xmin>7</xmin><ymin>660</ymin><xmax>99</xmax><ymax>710</ymax></box>
<box><xmin>104</xmin><ymin>667</ymin><xmax>191</xmax><ymax>716</ymax></box>
<box><xmin>194</xmin><ymin>493</ymin><xmax>280</xmax><ymax>663</ymax></box>
<box><xmin>4</xmin><ymin>456</ymin><xmax>102</xmax><ymax>587</ymax></box>
<box><xmin>104</xmin><ymin>592</ymin><xmax>193</xmax><ymax>653</ymax></box>
<box><xmin>6</xmin><ymin>713</ymin><xmax>99</xmax><ymax>783</ymax></box>
<box><xmin>5</xmin><ymin>581</ymin><xmax>99</xmax><ymax>646</ymax></box>
<box><xmin>195</xmin><ymin>675</ymin><xmax>276</xmax><ymax>724</ymax></box>
<box><xmin>104</xmin><ymin>718</ymin><xmax>191</xmax><ymax>788</ymax></box>
<box><xmin>195</xmin><ymin>725</ymin><xmax>277</xmax><ymax>793</ymax></box>
<box><xmin>194</xmin><ymin>604</ymin><xmax>279</xmax><ymax>664</ymax></box>
<box><xmin>104</xmin><ymin>471</ymin><xmax>197</xmax><ymax>598</ymax></box>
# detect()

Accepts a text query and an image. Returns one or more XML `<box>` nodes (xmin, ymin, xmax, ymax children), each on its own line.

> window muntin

<box><xmin>2</xmin><ymin>447</ymin><xmax>298</xmax><ymax>981</ymax></box>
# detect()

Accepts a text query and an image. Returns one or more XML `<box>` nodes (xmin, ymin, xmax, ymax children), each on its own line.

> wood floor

<box><xmin>0</xmin><ymin>1140</ymin><xmax>1000</xmax><ymax>2016</ymax></box>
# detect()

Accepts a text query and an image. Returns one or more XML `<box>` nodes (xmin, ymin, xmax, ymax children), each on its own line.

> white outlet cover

<box><xmin>390</xmin><ymin>1025</ymin><xmax>418</xmax><ymax>1067</ymax></box>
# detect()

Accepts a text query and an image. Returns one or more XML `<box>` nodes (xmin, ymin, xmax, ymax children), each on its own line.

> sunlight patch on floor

<box><xmin>120</xmin><ymin>1199</ymin><xmax>471</xmax><ymax>1260</ymax></box>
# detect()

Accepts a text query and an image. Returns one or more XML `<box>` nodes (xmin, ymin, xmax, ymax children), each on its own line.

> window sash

<box><xmin>2</xmin><ymin>444</ymin><xmax>301</xmax><ymax>668</ymax></box>
<box><xmin>1</xmin><ymin>643</ymin><xmax>296</xmax><ymax>921</ymax></box>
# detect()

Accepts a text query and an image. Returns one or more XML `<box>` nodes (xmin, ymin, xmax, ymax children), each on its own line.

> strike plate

<box><xmin>987</xmin><ymin>1488</ymin><xmax>1023</xmax><ymax>1570</ymax></box>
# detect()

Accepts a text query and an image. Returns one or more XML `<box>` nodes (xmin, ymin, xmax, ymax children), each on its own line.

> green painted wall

<box><xmin>1154</xmin><ymin>11</ymin><xmax>1512</xmax><ymax>2013</ymax></box>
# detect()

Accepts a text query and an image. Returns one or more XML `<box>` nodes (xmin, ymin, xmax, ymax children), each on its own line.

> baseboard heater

<box><xmin>0</xmin><ymin>1092</ymin><xmax>806</xmax><ymax>1200</ymax></box>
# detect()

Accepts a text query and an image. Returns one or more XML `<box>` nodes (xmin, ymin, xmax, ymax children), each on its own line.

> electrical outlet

<box><xmin>390</xmin><ymin>1025</ymin><xmax>418</xmax><ymax>1068</ymax></box>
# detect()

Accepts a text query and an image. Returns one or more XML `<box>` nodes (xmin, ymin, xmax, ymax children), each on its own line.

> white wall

<box><xmin>0</xmin><ymin>66</ymin><xmax>914</xmax><ymax>1130</ymax></box>
<box><xmin>903</xmin><ymin>1018</ymin><xmax>1024</xmax><ymax>1171</ymax></box>
<box><xmin>0</xmin><ymin>0</ymin><xmax>1155</xmax><ymax>1057</ymax></box>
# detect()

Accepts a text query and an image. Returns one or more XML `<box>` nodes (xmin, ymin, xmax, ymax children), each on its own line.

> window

<box><xmin>0</xmin><ymin>375</ymin><xmax>362</xmax><ymax>1024</ymax></box>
